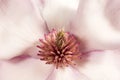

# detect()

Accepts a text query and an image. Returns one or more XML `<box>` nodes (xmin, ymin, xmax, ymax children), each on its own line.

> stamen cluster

<box><xmin>37</xmin><ymin>29</ymin><xmax>81</xmax><ymax>69</ymax></box>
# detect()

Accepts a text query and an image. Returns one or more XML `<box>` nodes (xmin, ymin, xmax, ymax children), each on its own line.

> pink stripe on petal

<box><xmin>0</xmin><ymin>58</ymin><xmax>53</xmax><ymax>80</ymax></box>
<box><xmin>45</xmin><ymin>66</ymin><xmax>56</xmax><ymax>80</ymax></box>
<box><xmin>8</xmin><ymin>54</ymin><xmax>30</xmax><ymax>63</ymax></box>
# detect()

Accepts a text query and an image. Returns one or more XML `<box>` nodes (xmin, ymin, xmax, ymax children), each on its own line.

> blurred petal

<box><xmin>105</xmin><ymin>0</ymin><xmax>120</xmax><ymax>30</ymax></box>
<box><xmin>78</xmin><ymin>50</ymin><xmax>120</xmax><ymax>80</ymax></box>
<box><xmin>43</xmin><ymin>0</ymin><xmax>79</xmax><ymax>30</ymax></box>
<box><xmin>69</xmin><ymin>0</ymin><xmax>120</xmax><ymax>51</ymax></box>
<box><xmin>0</xmin><ymin>58</ymin><xmax>53</xmax><ymax>80</ymax></box>
<box><xmin>47</xmin><ymin>66</ymin><xmax>89</xmax><ymax>80</ymax></box>
<box><xmin>0</xmin><ymin>0</ymin><xmax>48</xmax><ymax>59</ymax></box>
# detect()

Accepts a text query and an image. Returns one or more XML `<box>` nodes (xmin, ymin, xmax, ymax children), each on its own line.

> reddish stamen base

<box><xmin>37</xmin><ymin>29</ymin><xmax>81</xmax><ymax>69</ymax></box>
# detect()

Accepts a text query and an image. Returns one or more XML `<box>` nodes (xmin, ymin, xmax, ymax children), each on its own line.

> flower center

<box><xmin>37</xmin><ymin>29</ymin><xmax>81</xmax><ymax>69</ymax></box>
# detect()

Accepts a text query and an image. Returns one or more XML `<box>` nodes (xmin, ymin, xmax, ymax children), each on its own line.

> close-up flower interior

<box><xmin>0</xmin><ymin>0</ymin><xmax>120</xmax><ymax>80</ymax></box>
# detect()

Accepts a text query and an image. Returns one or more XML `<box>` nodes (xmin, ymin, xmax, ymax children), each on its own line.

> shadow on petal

<box><xmin>76</xmin><ymin>50</ymin><xmax>104</xmax><ymax>68</ymax></box>
<box><xmin>46</xmin><ymin>66</ymin><xmax>90</xmax><ymax>80</ymax></box>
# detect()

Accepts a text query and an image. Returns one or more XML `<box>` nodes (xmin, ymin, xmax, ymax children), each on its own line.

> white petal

<box><xmin>0</xmin><ymin>58</ymin><xmax>53</xmax><ymax>80</ymax></box>
<box><xmin>69</xmin><ymin>0</ymin><xmax>120</xmax><ymax>50</ymax></box>
<box><xmin>105</xmin><ymin>0</ymin><xmax>120</xmax><ymax>30</ymax></box>
<box><xmin>0</xmin><ymin>0</ymin><xmax>47</xmax><ymax>59</ymax></box>
<box><xmin>79</xmin><ymin>50</ymin><xmax>120</xmax><ymax>80</ymax></box>
<box><xmin>43</xmin><ymin>0</ymin><xmax>79</xmax><ymax>30</ymax></box>
<box><xmin>47</xmin><ymin>66</ymin><xmax>89</xmax><ymax>80</ymax></box>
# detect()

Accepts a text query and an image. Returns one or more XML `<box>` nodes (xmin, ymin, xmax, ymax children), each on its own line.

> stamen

<box><xmin>37</xmin><ymin>29</ymin><xmax>81</xmax><ymax>69</ymax></box>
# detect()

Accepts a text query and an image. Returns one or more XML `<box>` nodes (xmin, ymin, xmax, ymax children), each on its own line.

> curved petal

<box><xmin>69</xmin><ymin>0</ymin><xmax>120</xmax><ymax>51</ymax></box>
<box><xmin>0</xmin><ymin>0</ymin><xmax>48</xmax><ymax>59</ymax></box>
<box><xmin>46</xmin><ymin>66</ymin><xmax>89</xmax><ymax>80</ymax></box>
<box><xmin>42</xmin><ymin>0</ymin><xmax>79</xmax><ymax>30</ymax></box>
<box><xmin>105</xmin><ymin>0</ymin><xmax>120</xmax><ymax>30</ymax></box>
<box><xmin>0</xmin><ymin>58</ymin><xmax>53</xmax><ymax>80</ymax></box>
<box><xmin>78</xmin><ymin>50</ymin><xmax>120</xmax><ymax>80</ymax></box>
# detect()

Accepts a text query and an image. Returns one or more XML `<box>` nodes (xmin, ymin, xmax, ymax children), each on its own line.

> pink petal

<box><xmin>105</xmin><ymin>0</ymin><xmax>120</xmax><ymax>30</ymax></box>
<box><xmin>78</xmin><ymin>50</ymin><xmax>120</xmax><ymax>80</ymax></box>
<box><xmin>68</xmin><ymin>0</ymin><xmax>120</xmax><ymax>51</ymax></box>
<box><xmin>0</xmin><ymin>58</ymin><xmax>53</xmax><ymax>80</ymax></box>
<box><xmin>42</xmin><ymin>0</ymin><xmax>79</xmax><ymax>30</ymax></box>
<box><xmin>0</xmin><ymin>0</ymin><xmax>48</xmax><ymax>59</ymax></box>
<box><xmin>46</xmin><ymin>66</ymin><xmax>89</xmax><ymax>80</ymax></box>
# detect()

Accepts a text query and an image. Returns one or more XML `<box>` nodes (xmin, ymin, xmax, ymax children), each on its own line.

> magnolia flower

<box><xmin>0</xmin><ymin>0</ymin><xmax>120</xmax><ymax>80</ymax></box>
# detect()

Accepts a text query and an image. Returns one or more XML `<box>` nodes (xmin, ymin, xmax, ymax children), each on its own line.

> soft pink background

<box><xmin>0</xmin><ymin>0</ymin><xmax>120</xmax><ymax>80</ymax></box>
